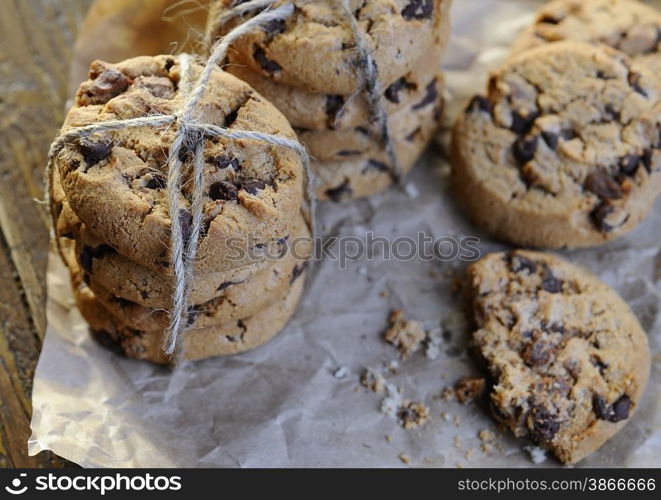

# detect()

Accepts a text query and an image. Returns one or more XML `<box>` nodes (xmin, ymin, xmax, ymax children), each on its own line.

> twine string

<box><xmin>340</xmin><ymin>0</ymin><xmax>402</xmax><ymax>184</ymax></box>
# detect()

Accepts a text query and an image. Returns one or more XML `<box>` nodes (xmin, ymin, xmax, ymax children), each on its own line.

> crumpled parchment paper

<box><xmin>29</xmin><ymin>0</ymin><xmax>661</xmax><ymax>468</ymax></box>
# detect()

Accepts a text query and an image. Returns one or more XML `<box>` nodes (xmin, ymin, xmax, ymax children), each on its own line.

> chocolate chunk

<box><xmin>590</xmin><ymin>356</ymin><xmax>609</xmax><ymax>375</ymax></box>
<box><xmin>337</xmin><ymin>150</ymin><xmax>362</xmax><ymax>157</ymax></box>
<box><xmin>466</xmin><ymin>95</ymin><xmax>491</xmax><ymax>114</ymax></box>
<box><xmin>522</xmin><ymin>341</ymin><xmax>553</xmax><ymax>367</ymax></box>
<box><xmin>642</xmin><ymin>149</ymin><xmax>654</xmax><ymax>172</ymax></box>
<box><xmin>79</xmin><ymin>137</ymin><xmax>112</xmax><ymax>166</ymax></box>
<box><xmin>209</xmin><ymin>181</ymin><xmax>238</xmax><ymax>201</ymax></box>
<box><xmin>511</xmin><ymin>254</ymin><xmax>537</xmax><ymax>274</ymax></box>
<box><xmin>594</xmin><ymin>394</ymin><xmax>632</xmax><ymax>423</ymax></box>
<box><xmin>178</xmin><ymin>209</ymin><xmax>192</xmax><ymax>246</ymax></box>
<box><xmin>134</xmin><ymin>76</ymin><xmax>175</xmax><ymax>99</ymax></box>
<box><xmin>79</xmin><ymin>244</ymin><xmax>114</xmax><ymax>273</ymax></box>
<box><xmin>538</xmin><ymin>14</ymin><xmax>561</xmax><ymax>24</ymax></box>
<box><xmin>401</xmin><ymin>0</ymin><xmax>433</xmax><ymax>20</ymax></box>
<box><xmin>385</xmin><ymin>76</ymin><xmax>414</xmax><ymax>104</ymax></box>
<box><xmin>560</xmin><ymin>129</ymin><xmax>578</xmax><ymax>140</ymax></box>
<box><xmin>365</xmin><ymin>159</ymin><xmax>390</xmax><ymax>172</ymax></box>
<box><xmin>240</xmin><ymin>179</ymin><xmax>266</xmax><ymax>195</ymax></box>
<box><xmin>412</xmin><ymin>79</ymin><xmax>437</xmax><ymax>110</ymax></box>
<box><xmin>527</xmin><ymin>405</ymin><xmax>560</xmax><ymax>442</ymax></box>
<box><xmin>619</xmin><ymin>155</ymin><xmax>641</xmax><ymax>176</ymax></box>
<box><xmin>144</xmin><ymin>174</ymin><xmax>167</xmax><ymax>189</ymax></box>
<box><xmin>541</xmin><ymin>131</ymin><xmax>559</xmax><ymax>150</ymax></box>
<box><xmin>164</xmin><ymin>58</ymin><xmax>175</xmax><ymax>72</ymax></box>
<box><xmin>512</xmin><ymin>136</ymin><xmax>538</xmax><ymax>165</ymax></box>
<box><xmin>591</xmin><ymin>203</ymin><xmax>617</xmax><ymax>232</ymax></box>
<box><xmin>213</xmin><ymin>155</ymin><xmax>240</xmax><ymax>171</ymax></box>
<box><xmin>263</xmin><ymin>18</ymin><xmax>286</xmax><ymax>36</ymax></box>
<box><xmin>628</xmin><ymin>72</ymin><xmax>648</xmax><ymax>97</ymax></box>
<box><xmin>325</xmin><ymin>95</ymin><xmax>345</xmax><ymax>125</ymax></box>
<box><xmin>113</xmin><ymin>296</ymin><xmax>135</xmax><ymax>309</ymax></box>
<box><xmin>605</xmin><ymin>105</ymin><xmax>621</xmax><ymax>121</ymax></box>
<box><xmin>290</xmin><ymin>261</ymin><xmax>308</xmax><ymax>284</ymax></box>
<box><xmin>253</xmin><ymin>45</ymin><xmax>281</xmax><ymax>73</ymax></box>
<box><xmin>585</xmin><ymin>171</ymin><xmax>623</xmax><ymax>200</ymax></box>
<box><xmin>87</xmin><ymin>68</ymin><xmax>129</xmax><ymax>102</ymax></box>
<box><xmin>325</xmin><ymin>179</ymin><xmax>352</xmax><ymax>202</ymax></box>
<box><xmin>541</xmin><ymin>268</ymin><xmax>562</xmax><ymax>293</ymax></box>
<box><xmin>511</xmin><ymin>110</ymin><xmax>539</xmax><ymax>135</ymax></box>
<box><xmin>224</xmin><ymin>109</ymin><xmax>238</xmax><ymax>127</ymax></box>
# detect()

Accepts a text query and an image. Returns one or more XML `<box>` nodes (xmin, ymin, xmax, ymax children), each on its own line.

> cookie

<box><xmin>81</xmin><ymin>219</ymin><xmax>308</xmax><ymax>331</ymax></box>
<box><xmin>52</xmin><ymin>167</ymin><xmax>287</xmax><ymax>308</ymax></box>
<box><xmin>298</xmin><ymin>73</ymin><xmax>444</xmax><ymax>162</ymax></box>
<box><xmin>466</xmin><ymin>250</ymin><xmax>651</xmax><ymax>464</ymax></box>
<box><xmin>56</xmin><ymin>54</ymin><xmax>304</xmax><ymax>275</ymax></box>
<box><xmin>227</xmin><ymin>43</ymin><xmax>444</xmax><ymax>130</ymax></box>
<box><xmin>72</xmin><ymin>263</ymin><xmax>306</xmax><ymax>364</ymax></box>
<box><xmin>209</xmin><ymin>0</ymin><xmax>451</xmax><ymax>95</ymax></box>
<box><xmin>452</xmin><ymin>42</ymin><xmax>661</xmax><ymax>248</ymax></box>
<box><xmin>511</xmin><ymin>0</ymin><xmax>661</xmax><ymax>77</ymax></box>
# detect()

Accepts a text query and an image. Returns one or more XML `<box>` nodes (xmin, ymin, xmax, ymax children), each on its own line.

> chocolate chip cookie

<box><xmin>299</xmin><ymin>73</ymin><xmax>443</xmax><ymax>162</ymax></box>
<box><xmin>209</xmin><ymin>0</ymin><xmax>451</xmax><ymax>95</ymax></box>
<box><xmin>466</xmin><ymin>250</ymin><xmax>651</xmax><ymax>464</ymax></box>
<box><xmin>71</xmin><ymin>262</ymin><xmax>306</xmax><ymax>363</ymax></box>
<box><xmin>56</xmin><ymin>54</ymin><xmax>304</xmax><ymax>275</ymax></box>
<box><xmin>452</xmin><ymin>42</ymin><xmax>661</xmax><ymax>248</ymax></box>
<box><xmin>511</xmin><ymin>0</ymin><xmax>661</xmax><ymax>77</ymax></box>
<box><xmin>52</xmin><ymin>166</ymin><xmax>284</xmax><ymax>308</ymax></box>
<box><xmin>227</xmin><ymin>44</ymin><xmax>444</xmax><ymax>130</ymax></box>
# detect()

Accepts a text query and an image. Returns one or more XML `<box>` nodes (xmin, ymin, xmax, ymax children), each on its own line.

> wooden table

<box><xmin>0</xmin><ymin>0</ymin><xmax>93</xmax><ymax>468</ymax></box>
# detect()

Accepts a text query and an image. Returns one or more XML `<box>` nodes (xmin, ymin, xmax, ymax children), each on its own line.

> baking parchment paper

<box><xmin>28</xmin><ymin>0</ymin><xmax>661</xmax><ymax>467</ymax></box>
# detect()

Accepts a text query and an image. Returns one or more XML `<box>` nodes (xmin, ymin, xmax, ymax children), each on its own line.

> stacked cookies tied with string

<box><xmin>206</xmin><ymin>0</ymin><xmax>452</xmax><ymax>202</ymax></box>
<box><xmin>50</xmin><ymin>50</ymin><xmax>312</xmax><ymax>364</ymax></box>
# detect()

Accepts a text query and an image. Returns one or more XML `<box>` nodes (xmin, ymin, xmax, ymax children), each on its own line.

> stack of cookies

<box><xmin>452</xmin><ymin>0</ymin><xmax>661</xmax><ymax>248</ymax></box>
<box><xmin>51</xmin><ymin>54</ymin><xmax>311</xmax><ymax>364</ymax></box>
<box><xmin>207</xmin><ymin>0</ymin><xmax>452</xmax><ymax>201</ymax></box>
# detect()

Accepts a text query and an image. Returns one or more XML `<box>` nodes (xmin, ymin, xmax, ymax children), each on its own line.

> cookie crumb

<box><xmin>440</xmin><ymin>412</ymin><xmax>451</xmax><ymax>422</ymax></box>
<box><xmin>465</xmin><ymin>448</ymin><xmax>475</xmax><ymax>461</ymax></box>
<box><xmin>385</xmin><ymin>435</ymin><xmax>392</xmax><ymax>443</ymax></box>
<box><xmin>454</xmin><ymin>435</ymin><xmax>462</xmax><ymax>449</ymax></box>
<box><xmin>453</xmin><ymin>415</ymin><xmax>462</xmax><ymax>427</ymax></box>
<box><xmin>379</xmin><ymin>290</ymin><xmax>389</xmax><ymax>298</ymax></box>
<box><xmin>332</xmin><ymin>366</ymin><xmax>348</xmax><ymax>379</ymax></box>
<box><xmin>478</xmin><ymin>429</ymin><xmax>496</xmax><ymax>443</ymax></box>
<box><xmin>384</xmin><ymin>310</ymin><xmax>427</xmax><ymax>358</ymax></box>
<box><xmin>360</xmin><ymin>367</ymin><xmax>386</xmax><ymax>393</ymax></box>
<box><xmin>397</xmin><ymin>401</ymin><xmax>430</xmax><ymax>430</ymax></box>
<box><xmin>524</xmin><ymin>445</ymin><xmax>548</xmax><ymax>464</ymax></box>
<box><xmin>454</xmin><ymin>376</ymin><xmax>486</xmax><ymax>404</ymax></box>
<box><xmin>399</xmin><ymin>452</ymin><xmax>411</xmax><ymax>464</ymax></box>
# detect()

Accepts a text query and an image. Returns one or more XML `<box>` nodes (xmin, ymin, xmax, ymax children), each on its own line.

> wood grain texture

<box><xmin>0</xmin><ymin>0</ymin><xmax>92</xmax><ymax>468</ymax></box>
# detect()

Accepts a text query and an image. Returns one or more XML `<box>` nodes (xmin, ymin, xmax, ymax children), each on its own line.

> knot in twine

<box><xmin>206</xmin><ymin>0</ymin><xmax>404</xmax><ymax>183</ymax></box>
<box><xmin>45</xmin><ymin>3</ymin><xmax>313</xmax><ymax>357</ymax></box>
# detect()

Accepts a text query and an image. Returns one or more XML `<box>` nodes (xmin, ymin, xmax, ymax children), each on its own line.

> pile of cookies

<box><xmin>50</xmin><ymin>54</ymin><xmax>311</xmax><ymax>364</ymax></box>
<box><xmin>453</xmin><ymin>0</ymin><xmax>661</xmax><ymax>248</ymax></box>
<box><xmin>207</xmin><ymin>0</ymin><xmax>452</xmax><ymax>201</ymax></box>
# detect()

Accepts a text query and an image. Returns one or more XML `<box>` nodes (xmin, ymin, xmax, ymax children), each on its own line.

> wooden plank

<box><xmin>0</xmin><ymin>0</ymin><xmax>92</xmax><ymax>338</ymax></box>
<box><xmin>0</xmin><ymin>0</ymin><xmax>92</xmax><ymax>468</ymax></box>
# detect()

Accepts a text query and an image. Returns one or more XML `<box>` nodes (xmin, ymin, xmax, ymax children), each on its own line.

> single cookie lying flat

<box><xmin>452</xmin><ymin>41</ymin><xmax>661</xmax><ymax>248</ymax></box>
<box><xmin>511</xmin><ymin>0</ymin><xmax>661</xmax><ymax>76</ymax></box>
<box><xmin>466</xmin><ymin>250</ymin><xmax>651</xmax><ymax>464</ymax></box>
